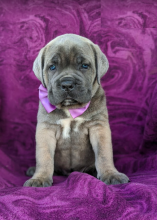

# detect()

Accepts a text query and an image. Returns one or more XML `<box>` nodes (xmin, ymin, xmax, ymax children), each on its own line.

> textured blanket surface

<box><xmin>0</xmin><ymin>0</ymin><xmax>157</xmax><ymax>219</ymax></box>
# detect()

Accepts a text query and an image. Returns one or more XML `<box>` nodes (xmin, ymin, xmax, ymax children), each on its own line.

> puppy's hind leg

<box><xmin>26</xmin><ymin>167</ymin><xmax>36</xmax><ymax>176</ymax></box>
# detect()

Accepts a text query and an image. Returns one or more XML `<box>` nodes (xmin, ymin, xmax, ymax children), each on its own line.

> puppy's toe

<box><xmin>23</xmin><ymin>178</ymin><xmax>52</xmax><ymax>187</ymax></box>
<box><xmin>26</xmin><ymin>167</ymin><xmax>36</xmax><ymax>176</ymax></box>
<box><xmin>100</xmin><ymin>171</ymin><xmax>129</xmax><ymax>185</ymax></box>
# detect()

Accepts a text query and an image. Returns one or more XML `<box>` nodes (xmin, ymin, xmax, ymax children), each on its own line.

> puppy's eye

<box><xmin>49</xmin><ymin>65</ymin><xmax>56</xmax><ymax>70</ymax></box>
<box><xmin>81</xmin><ymin>64</ymin><xmax>89</xmax><ymax>69</ymax></box>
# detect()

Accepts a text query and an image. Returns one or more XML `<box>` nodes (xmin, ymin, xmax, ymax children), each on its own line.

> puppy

<box><xmin>24</xmin><ymin>34</ymin><xmax>129</xmax><ymax>187</ymax></box>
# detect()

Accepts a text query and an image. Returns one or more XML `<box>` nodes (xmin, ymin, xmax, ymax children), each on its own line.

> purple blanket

<box><xmin>0</xmin><ymin>0</ymin><xmax>157</xmax><ymax>219</ymax></box>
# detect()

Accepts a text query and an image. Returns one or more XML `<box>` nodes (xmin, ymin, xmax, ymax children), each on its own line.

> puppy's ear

<box><xmin>92</xmin><ymin>44</ymin><xmax>109</xmax><ymax>85</ymax></box>
<box><xmin>33</xmin><ymin>47</ymin><xmax>46</xmax><ymax>87</ymax></box>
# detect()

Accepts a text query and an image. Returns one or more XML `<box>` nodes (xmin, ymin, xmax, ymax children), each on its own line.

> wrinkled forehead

<box><xmin>45</xmin><ymin>38</ymin><xmax>94</xmax><ymax>64</ymax></box>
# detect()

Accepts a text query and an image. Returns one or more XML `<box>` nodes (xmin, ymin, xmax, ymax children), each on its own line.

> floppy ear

<box><xmin>92</xmin><ymin>44</ymin><xmax>109</xmax><ymax>85</ymax></box>
<box><xmin>33</xmin><ymin>47</ymin><xmax>46</xmax><ymax>87</ymax></box>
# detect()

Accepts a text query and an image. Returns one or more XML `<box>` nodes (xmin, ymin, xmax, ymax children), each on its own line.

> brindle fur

<box><xmin>24</xmin><ymin>34</ymin><xmax>129</xmax><ymax>187</ymax></box>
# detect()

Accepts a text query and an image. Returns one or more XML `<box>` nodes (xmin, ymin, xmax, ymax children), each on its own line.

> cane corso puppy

<box><xmin>24</xmin><ymin>34</ymin><xmax>129</xmax><ymax>187</ymax></box>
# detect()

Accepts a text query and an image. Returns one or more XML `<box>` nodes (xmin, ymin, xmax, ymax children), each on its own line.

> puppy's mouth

<box><xmin>61</xmin><ymin>97</ymin><xmax>79</xmax><ymax>106</ymax></box>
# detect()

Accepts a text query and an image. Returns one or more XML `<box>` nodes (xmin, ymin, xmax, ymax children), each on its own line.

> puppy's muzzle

<box><xmin>60</xmin><ymin>77</ymin><xmax>75</xmax><ymax>92</ymax></box>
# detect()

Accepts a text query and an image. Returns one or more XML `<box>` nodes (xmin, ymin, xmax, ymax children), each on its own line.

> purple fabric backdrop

<box><xmin>0</xmin><ymin>0</ymin><xmax>157</xmax><ymax>219</ymax></box>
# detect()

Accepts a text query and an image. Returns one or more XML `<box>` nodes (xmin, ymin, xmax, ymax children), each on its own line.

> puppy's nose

<box><xmin>61</xmin><ymin>78</ymin><xmax>75</xmax><ymax>92</ymax></box>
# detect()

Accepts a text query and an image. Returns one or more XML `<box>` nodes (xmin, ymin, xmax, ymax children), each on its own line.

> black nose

<box><xmin>61</xmin><ymin>78</ymin><xmax>75</xmax><ymax>92</ymax></box>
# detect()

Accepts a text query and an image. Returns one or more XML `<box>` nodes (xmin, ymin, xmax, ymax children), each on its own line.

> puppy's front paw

<box><xmin>99</xmin><ymin>171</ymin><xmax>129</xmax><ymax>185</ymax></box>
<box><xmin>23</xmin><ymin>178</ymin><xmax>52</xmax><ymax>187</ymax></box>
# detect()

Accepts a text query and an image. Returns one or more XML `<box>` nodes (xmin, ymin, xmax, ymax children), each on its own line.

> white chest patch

<box><xmin>57</xmin><ymin>110</ymin><xmax>86</xmax><ymax>139</ymax></box>
<box><xmin>73</xmin><ymin>117</ymin><xmax>85</xmax><ymax>132</ymax></box>
<box><xmin>58</xmin><ymin>118</ymin><xmax>72</xmax><ymax>139</ymax></box>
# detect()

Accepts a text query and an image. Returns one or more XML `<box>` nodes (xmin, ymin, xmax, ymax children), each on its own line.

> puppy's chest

<box><xmin>56</xmin><ymin>117</ymin><xmax>88</xmax><ymax>140</ymax></box>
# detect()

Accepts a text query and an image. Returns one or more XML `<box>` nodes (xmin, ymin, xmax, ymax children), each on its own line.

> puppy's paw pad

<box><xmin>23</xmin><ymin>178</ymin><xmax>52</xmax><ymax>187</ymax></box>
<box><xmin>100</xmin><ymin>172</ymin><xmax>129</xmax><ymax>185</ymax></box>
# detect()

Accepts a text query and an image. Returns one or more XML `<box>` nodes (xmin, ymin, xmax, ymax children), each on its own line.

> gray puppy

<box><xmin>24</xmin><ymin>34</ymin><xmax>129</xmax><ymax>187</ymax></box>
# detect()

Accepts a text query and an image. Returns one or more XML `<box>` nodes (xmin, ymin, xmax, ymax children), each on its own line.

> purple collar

<box><xmin>39</xmin><ymin>84</ymin><xmax>90</xmax><ymax>119</ymax></box>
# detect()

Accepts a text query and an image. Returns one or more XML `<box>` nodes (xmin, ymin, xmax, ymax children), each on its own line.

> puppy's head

<box><xmin>33</xmin><ymin>34</ymin><xmax>109</xmax><ymax>109</ymax></box>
